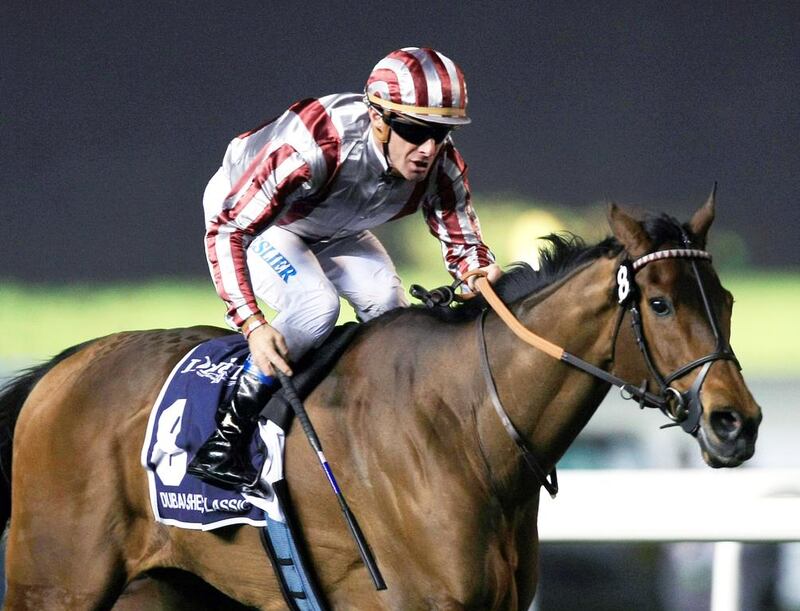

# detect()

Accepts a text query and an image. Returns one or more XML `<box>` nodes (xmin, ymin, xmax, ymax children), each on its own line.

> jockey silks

<box><xmin>203</xmin><ymin>93</ymin><xmax>494</xmax><ymax>330</ymax></box>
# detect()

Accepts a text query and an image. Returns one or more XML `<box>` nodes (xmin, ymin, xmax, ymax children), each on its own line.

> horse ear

<box><xmin>689</xmin><ymin>183</ymin><xmax>716</xmax><ymax>245</ymax></box>
<box><xmin>607</xmin><ymin>202</ymin><xmax>650</xmax><ymax>256</ymax></box>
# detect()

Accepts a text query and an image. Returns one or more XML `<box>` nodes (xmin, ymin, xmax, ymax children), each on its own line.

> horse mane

<box><xmin>388</xmin><ymin>212</ymin><xmax>692</xmax><ymax>324</ymax></box>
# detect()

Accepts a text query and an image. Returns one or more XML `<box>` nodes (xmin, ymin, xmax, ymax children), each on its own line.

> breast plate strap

<box><xmin>476</xmin><ymin>312</ymin><xmax>559</xmax><ymax>498</ymax></box>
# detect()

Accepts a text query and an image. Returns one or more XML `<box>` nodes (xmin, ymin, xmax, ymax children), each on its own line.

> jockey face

<box><xmin>369</xmin><ymin>107</ymin><xmax>449</xmax><ymax>182</ymax></box>
<box><xmin>387</xmin><ymin>127</ymin><xmax>444</xmax><ymax>182</ymax></box>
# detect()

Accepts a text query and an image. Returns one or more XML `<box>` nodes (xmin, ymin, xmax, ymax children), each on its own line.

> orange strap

<box><xmin>464</xmin><ymin>270</ymin><xmax>565</xmax><ymax>361</ymax></box>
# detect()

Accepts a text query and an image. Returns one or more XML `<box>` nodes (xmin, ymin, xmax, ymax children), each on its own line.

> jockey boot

<box><xmin>187</xmin><ymin>358</ymin><xmax>275</xmax><ymax>491</ymax></box>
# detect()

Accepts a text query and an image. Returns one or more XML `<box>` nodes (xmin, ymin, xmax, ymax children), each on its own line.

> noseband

<box><xmin>466</xmin><ymin>232</ymin><xmax>739</xmax><ymax>497</ymax></box>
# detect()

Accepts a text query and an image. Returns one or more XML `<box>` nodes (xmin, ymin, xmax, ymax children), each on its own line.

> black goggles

<box><xmin>385</xmin><ymin>115</ymin><xmax>452</xmax><ymax>145</ymax></box>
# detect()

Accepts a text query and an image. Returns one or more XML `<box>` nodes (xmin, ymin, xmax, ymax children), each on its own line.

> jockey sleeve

<box><xmin>204</xmin><ymin>93</ymin><xmax>494</xmax><ymax>329</ymax></box>
<box><xmin>421</xmin><ymin>146</ymin><xmax>494</xmax><ymax>279</ymax></box>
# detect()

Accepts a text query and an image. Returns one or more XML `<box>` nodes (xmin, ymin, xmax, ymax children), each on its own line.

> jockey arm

<box><xmin>423</xmin><ymin>146</ymin><xmax>501</xmax><ymax>293</ymax></box>
<box><xmin>205</xmin><ymin>144</ymin><xmax>318</xmax><ymax>376</ymax></box>
<box><xmin>204</xmin><ymin>144</ymin><xmax>313</xmax><ymax>330</ymax></box>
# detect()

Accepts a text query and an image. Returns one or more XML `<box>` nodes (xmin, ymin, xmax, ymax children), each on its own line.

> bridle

<box><xmin>612</xmin><ymin>234</ymin><xmax>740</xmax><ymax>431</ymax></box>
<box><xmin>461</xmin><ymin>232</ymin><xmax>739</xmax><ymax>497</ymax></box>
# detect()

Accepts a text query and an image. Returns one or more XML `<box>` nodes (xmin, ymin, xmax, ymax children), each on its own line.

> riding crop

<box><xmin>275</xmin><ymin>370</ymin><xmax>387</xmax><ymax>591</ymax></box>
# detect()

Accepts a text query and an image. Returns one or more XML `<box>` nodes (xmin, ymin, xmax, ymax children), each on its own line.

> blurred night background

<box><xmin>2</xmin><ymin>3</ymin><xmax>799</xmax><ymax>610</ymax></box>
<box><xmin>2</xmin><ymin>2</ymin><xmax>797</xmax><ymax>283</ymax></box>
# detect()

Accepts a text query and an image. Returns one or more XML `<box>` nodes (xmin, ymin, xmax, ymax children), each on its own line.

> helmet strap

<box><xmin>382</xmin><ymin>139</ymin><xmax>393</xmax><ymax>172</ymax></box>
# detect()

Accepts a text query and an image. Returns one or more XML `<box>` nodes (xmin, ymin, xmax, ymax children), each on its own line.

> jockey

<box><xmin>188</xmin><ymin>47</ymin><xmax>503</xmax><ymax>490</ymax></box>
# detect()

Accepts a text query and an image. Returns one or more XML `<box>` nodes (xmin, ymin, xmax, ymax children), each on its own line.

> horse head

<box><xmin>608</xmin><ymin>189</ymin><xmax>761</xmax><ymax>467</ymax></box>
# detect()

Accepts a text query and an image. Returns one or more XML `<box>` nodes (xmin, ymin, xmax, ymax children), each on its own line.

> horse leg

<box><xmin>4</xmin><ymin>489</ymin><xmax>129</xmax><ymax>609</ymax></box>
<box><xmin>512</xmin><ymin>494</ymin><xmax>541</xmax><ymax>609</ymax></box>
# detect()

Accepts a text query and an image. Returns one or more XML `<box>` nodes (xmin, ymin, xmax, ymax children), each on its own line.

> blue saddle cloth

<box><xmin>141</xmin><ymin>333</ymin><xmax>269</xmax><ymax>529</ymax></box>
<box><xmin>141</xmin><ymin>333</ymin><xmax>329</xmax><ymax>609</ymax></box>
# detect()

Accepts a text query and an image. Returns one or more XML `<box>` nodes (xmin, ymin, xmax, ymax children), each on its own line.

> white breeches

<box><xmin>204</xmin><ymin>167</ymin><xmax>408</xmax><ymax>361</ymax></box>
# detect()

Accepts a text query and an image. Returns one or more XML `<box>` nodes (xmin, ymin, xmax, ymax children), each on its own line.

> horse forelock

<box><xmin>641</xmin><ymin>213</ymin><xmax>699</xmax><ymax>249</ymax></box>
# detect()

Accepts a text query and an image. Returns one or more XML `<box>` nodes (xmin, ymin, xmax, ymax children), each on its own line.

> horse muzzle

<box><xmin>697</xmin><ymin>406</ymin><xmax>761</xmax><ymax>468</ymax></box>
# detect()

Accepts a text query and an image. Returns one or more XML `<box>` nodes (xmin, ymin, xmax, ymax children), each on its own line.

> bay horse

<box><xmin>0</xmin><ymin>197</ymin><xmax>761</xmax><ymax>610</ymax></box>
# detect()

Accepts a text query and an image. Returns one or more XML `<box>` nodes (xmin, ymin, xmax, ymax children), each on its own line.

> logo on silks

<box><xmin>252</xmin><ymin>240</ymin><xmax>297</xmax><ymax>283</ymax></box>
<box><xmin>142</xmin><ymin>334</ymin><xmax>268</xmax><ymax>529</ymax></box>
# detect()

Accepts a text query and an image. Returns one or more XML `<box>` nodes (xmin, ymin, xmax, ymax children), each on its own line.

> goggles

<box><xmin>385</xmin><ymin>114</ymin><xmax>452</xmax><ymax>145</ymax></box>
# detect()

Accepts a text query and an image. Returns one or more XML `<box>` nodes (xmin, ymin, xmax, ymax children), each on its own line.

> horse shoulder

<box><xmin>282</xmin><ymin>313</ymin><xmax>523</xmax><ymax>607</ymax></box>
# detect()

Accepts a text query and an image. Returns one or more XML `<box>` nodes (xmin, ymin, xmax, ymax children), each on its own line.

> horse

<box><xmin>0</xmin><ymin>196</ymin><xmax>761</xmax><ymax>610</ymax></box>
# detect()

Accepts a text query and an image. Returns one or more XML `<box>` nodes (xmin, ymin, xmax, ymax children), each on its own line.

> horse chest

<box><xmin>370</xmin><ymin>527</ymin><xmax>517</xmax><ymax>610</ymax></box>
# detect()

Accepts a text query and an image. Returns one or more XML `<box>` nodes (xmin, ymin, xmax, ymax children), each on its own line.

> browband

<box><xmin>632</xmin><ymin>248</ymin><xmax>711</xmax><ymax>271</ymax></box>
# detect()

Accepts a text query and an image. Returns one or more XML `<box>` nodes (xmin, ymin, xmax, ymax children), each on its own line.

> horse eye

<box><xmin>649</xmin><ymin>298</ymin><xmax>673</xmax><ymax>317</ymax></box>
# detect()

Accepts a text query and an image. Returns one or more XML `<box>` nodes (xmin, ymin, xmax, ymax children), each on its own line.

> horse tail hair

<box><xmin>0</xmin><ymin>341</ymin><xmax>92</xmax><ymax>535</ymax></box>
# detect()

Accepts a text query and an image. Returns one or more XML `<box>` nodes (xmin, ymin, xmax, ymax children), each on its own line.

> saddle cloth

<box><xmin>140</xmin><ymin>333</ymin><xmax>286</xmax><ymax>530</ymax></box>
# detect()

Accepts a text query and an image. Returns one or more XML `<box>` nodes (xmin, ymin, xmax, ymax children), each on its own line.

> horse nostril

<box><xmin>710</xmin><ymin>410</ymin><xmax>742</xmax><ymax>441</ymax></box>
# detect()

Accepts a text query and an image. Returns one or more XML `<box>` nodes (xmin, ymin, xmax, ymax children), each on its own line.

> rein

<box><xmin>459</xmin><ymin>239</ymin><xmax>738</xmax><ymax>497</ymax></box>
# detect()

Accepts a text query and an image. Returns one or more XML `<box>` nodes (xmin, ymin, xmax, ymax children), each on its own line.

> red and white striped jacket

<box><xmin>205</xmin><ymin>93</ymin><xmax>494</xmax><ymax>328</ymax></box>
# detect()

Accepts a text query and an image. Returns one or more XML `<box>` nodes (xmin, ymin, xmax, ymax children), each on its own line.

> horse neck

<box><xmin>473</xmin><ymin>256</ymin><xmax>620</xmax><ymax>501</ymax></box>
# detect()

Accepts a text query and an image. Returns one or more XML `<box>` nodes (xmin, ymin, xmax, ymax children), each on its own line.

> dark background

<box><xmin>2</xmin><ymin>2</ymin><xmax>797</xmax><ymax>282</ymax></box>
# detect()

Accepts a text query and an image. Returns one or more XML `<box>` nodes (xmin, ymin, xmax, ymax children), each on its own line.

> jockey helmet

<box><xmin>365</xmin><ymin>47</ymin><xmax>471</xmax><ymax>126</ymax></box>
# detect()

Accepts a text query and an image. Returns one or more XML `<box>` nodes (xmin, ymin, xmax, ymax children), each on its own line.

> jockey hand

<box><xmin>466</xmin><ymin>263</ymin><xmax>503</xmax><ymax>293</ymax></box>
<box><xmin>247</xmin><ymin>323</ymin><xmax>293</xmax><ymax>377</ymax></box>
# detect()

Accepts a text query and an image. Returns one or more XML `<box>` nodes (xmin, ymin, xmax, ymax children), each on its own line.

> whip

<box><xmin>275</xmin><ymin>370</ymin><xmax>387</xmax><ymax>591</ymax></box>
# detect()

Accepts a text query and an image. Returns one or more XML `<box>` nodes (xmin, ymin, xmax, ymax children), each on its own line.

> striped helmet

<box><xmin>365</xmin><ymin>47</ymin><xmax>470</xmax><ymax>126</ymax></box>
